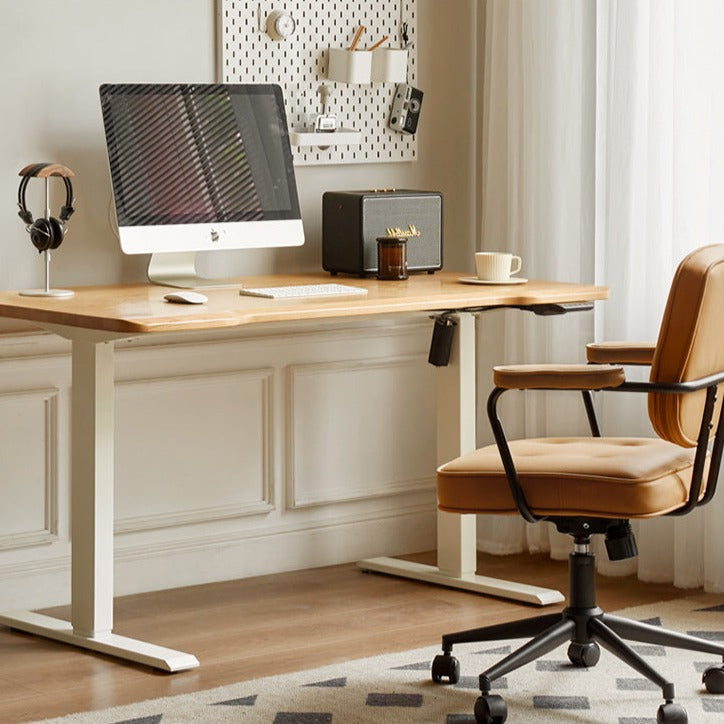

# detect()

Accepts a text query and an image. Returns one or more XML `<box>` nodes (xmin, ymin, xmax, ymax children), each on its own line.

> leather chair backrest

<box><xmin>649</xmin><ymin>245</ymin><xmax>724</xmax><ymax>447</ymax></box>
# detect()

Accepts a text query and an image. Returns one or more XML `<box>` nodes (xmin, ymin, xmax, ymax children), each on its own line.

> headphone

<box><xmin>17</xmin><ymin>163</ymin><xmax>75</xmax><ymax>253</ymax></box>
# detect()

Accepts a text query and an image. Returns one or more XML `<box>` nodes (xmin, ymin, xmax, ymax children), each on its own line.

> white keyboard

<box><xmin>239</xmin><ymin>283</ymin><xmax>369</xmax><ymax>299</ymax></box>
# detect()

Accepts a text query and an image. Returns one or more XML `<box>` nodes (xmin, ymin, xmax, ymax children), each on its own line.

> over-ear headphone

<box><xmin>17</xmin><ymin>163</ymin><xmax>75</xmax><ymax>253</ymax></box>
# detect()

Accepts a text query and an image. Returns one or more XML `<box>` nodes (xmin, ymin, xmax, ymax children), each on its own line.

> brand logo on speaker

<box><xmin>386</xmin><ymin>224</ymin><xmax>421</xmax><ymax>239</ymax></box>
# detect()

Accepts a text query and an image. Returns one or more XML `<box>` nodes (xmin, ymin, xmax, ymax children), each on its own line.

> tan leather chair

<box><xmin>432</xmin><ymin>245</ymin><xmax>724</xmax><ymax>724</ymax></box>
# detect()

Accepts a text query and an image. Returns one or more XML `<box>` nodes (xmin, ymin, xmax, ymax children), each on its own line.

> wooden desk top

<box><xmin>0</xmin><ymin>272</ymin><xmax>608</xmax><ymax>336</ymax></box>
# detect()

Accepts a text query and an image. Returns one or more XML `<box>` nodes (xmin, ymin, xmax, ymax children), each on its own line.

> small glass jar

<box><xmin>376</xmin><ymin>236</ymin><xmax>408</xmax><ymax>280</ymax></box>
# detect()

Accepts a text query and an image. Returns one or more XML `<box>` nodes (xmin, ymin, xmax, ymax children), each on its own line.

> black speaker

<box><xmin>323</xmin><ymin>189</ymin><xmax>443</xmax><ymax>276</ymax></box>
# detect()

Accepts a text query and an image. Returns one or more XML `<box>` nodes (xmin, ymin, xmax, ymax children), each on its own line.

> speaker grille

<box><xmin>363</xmin><ymin>194</ymin><xmax>442</xmax><ymax>271</ymax></box>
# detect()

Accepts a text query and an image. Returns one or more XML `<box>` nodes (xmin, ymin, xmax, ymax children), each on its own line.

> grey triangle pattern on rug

<box><xmin>391</xmin><ymin>660</ymin><xmax>431</xmax><ymax>671</ymax></box>
<box><xmin>695</xmin><ymin>604</ymin><xmax>724</xmax><ymax>612</ymax></box>
<box><xmin>453</xmin><ymin>675</ymin><xmax>507</xmax><ymax>691</ymax></box>
<box><xmin>536</xmin><ymin>658</ymin><xmax>590</xmax><ymax>671</ymax></box>
<box><xmin>616</xmin><ymin>678</ymin><xmax>660</xmax><ymax>691</ymax></box>
<box><xmin>365</xmin><ymin>692</ymin><xmax>423</xmax><ymax>707</ymax></box>
<box><xmin>211</xmin><ymin>694</ymin><xmax>258</xmax><ymax>706</ymax></box>
<box><xmin>687</xmin><ymin>629</ymin><xmax>724</xmax><ymax>640</ymax></box>
<box><xmin>630</xmin><ymin>644</ymin><xmax>666</xmax><ymax>656</ymax></box>
<box><xmin>303</xmin><ymin>678</ymin><xmax>347</xmax><ymax>688</ymax></box>
<box><xmin>532</xmin><ymin>694</ymin><xmax>590</xmax><ymax>709</ymax></box>
<box><xmin>33</xmin><ymin>595</ymin><xmax>724</xmax><ymax>724</ymax></box>
<box><xmin>696</xmin><ymin>660</ymin><xmax>717</xmax><ymax>672</ymax></box>
<box><xmin>474</xmin><ymin>645</ymin><xmax>511</xmax><ymax>655</ymax></box>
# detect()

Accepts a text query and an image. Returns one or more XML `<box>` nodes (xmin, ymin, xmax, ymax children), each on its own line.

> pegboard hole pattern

<box><xmin>219</xmin><ymin>0</ymin><xmax>417</xmax><ymax>165</ymax></box>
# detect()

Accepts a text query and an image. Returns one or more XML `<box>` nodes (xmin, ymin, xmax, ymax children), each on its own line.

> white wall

<box><xmin>0</xmin><ymin>0</ymin><xmax>478</xmax><ymax>608</ymax></box>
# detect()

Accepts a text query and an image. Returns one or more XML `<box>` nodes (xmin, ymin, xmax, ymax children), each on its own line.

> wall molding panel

<box><xmin>0</xmin><ymin>387</ymin><xmax>60</xmax><ymax>550</ymax></box>
<box><xmin>0</xmin><ymin>316</ymin><xmax>436</xmax><ymax>609</ymax></box>
<box><xmin>286</xmin><ymin>355</ymin><xmax>436</xmax><ymax>508</ymax></box>
<box><xmin>114</xmin><ymin>368</ymin><xmax>275</xmax><ymax>533</ymax></box>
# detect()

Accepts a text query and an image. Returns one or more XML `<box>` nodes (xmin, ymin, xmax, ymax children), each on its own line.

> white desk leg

<box><xmin>0</xmin><ymin>339</ymin><xmax>199</xmax><ymax>671</ymax></box>
<box><xmin>359</xmin><ymin>313</ymin><xmax>564</xmax><ymax>606</ymax></box>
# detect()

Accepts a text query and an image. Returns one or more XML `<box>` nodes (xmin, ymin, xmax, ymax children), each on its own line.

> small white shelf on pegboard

<box><xmin>217</xmin><ymin>0</ymin><xmax>418</xmax><ymax>166</ymax></box>
<box><xmin>290</xmin><ymin>127</ymin><xmax>362</xmax><ymax>148</ymax></box>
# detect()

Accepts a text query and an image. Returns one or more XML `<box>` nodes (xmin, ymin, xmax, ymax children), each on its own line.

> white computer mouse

<box><xmin>164</xmin><ymin>291</ymin><xmax>208</xmax><ymax>305</ymax></box>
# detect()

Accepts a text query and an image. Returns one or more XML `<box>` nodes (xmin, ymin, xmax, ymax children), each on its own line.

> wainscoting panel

<box><xmin>0</xmin><ymin>316</ymin><xmax>438</xmax><ymax>609</ymax></box>
<box><xmin>114</xmin><ymin>368</ymin><xmax>274</xmax><ymax>533</ymax></box>
<box><xmin>287</xmin><ymin>356</ymin><xmax>436</xmax><ymax>508</ymax></box>
<box><xmin>0</xmin><ymin>387</ymin><xmax>59</xmax><ymax>548</ymax></box>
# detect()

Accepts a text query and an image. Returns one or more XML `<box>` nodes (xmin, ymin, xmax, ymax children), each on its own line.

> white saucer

<box><xmin>458</xmin><ymin>276</ymin><xmax>528</xmax><ymax>285</ymax></box>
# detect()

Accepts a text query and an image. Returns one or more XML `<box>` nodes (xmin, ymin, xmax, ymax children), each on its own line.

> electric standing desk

<box><xmin>0</xmin><ymin>272</ymin><xmax>607</xmax><ymax>671</ymax></box>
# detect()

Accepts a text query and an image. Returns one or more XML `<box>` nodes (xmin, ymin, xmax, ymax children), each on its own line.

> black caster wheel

<box><xmin>431</xmin><ymin>653</ymin><xmax>460</xmax><ymax>684</ymax></box>
<box><xmin>474</xmin><ymin>694</ymin><xmax>507</xmax><ymax>723</ymax></box>
<box><xmin>657</xmin><ymin>702</ymin><xmax>687</xmax><ymax>723</ymax></box>
<box><xmin>703</xmin><ymin>665</ymin><xmax>724</xmax><ymax>694</ymax></box>
<box><xmin>567</xmin><ymin>641</ymin><xmax>600</xmax><ymax>667</ymax></box>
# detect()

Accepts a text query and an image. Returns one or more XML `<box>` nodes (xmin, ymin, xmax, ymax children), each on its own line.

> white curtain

<box><xmin>477</xmin><ymin>0</ymin><xmax>724</xmax><ymax>591</ymax></box>
<box><xmin>594</xmin><ymin>0</ymin><xmax>724</xmax><ymax>589</ymax></box>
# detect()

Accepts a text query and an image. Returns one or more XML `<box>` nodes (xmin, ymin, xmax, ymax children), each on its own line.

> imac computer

<box><xmin>99</xmin><ymin>83</ymin><xmax>304</xmax><ymax>288</ymax></box>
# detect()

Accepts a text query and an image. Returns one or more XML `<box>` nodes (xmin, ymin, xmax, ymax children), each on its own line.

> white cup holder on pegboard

<box><xmin>371</xmin><ymin>48</ymin><xmax>408</xmax><ymax>83</ymax></box>
<box><xmin>327</xmin><ymin>47</ymin><xmax>408</xmax><ymax>84</ymax></box>
<box><xmin>327</xmin><ymin>48</ymin><xmax>373</xmax><ymax>84</ymax></box>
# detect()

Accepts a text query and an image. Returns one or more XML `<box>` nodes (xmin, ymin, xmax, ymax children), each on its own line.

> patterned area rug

<box><xmin>37</xmin><ymin>596</ymin><xmax>724</xmax><ymax>723</ymax></box>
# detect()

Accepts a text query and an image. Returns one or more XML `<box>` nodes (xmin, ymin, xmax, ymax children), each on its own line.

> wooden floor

<box><xmin>0</xmin><ymin>551</ymin><xmax>689</xmax><ymax>722</ymax></box>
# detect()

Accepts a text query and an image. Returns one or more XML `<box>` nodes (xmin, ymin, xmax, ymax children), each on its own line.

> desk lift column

<box><xmin>0</xmin><ymin>332</ymin><xmax>199</xmax><ymax>672</ymax></box>
<box><xmin>358</xmin><ymin>312</ymin><xmax>564</xmax><ymax>606</ymax></box>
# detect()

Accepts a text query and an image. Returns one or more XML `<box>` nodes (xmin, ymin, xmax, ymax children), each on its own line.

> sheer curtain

<box><xmin>477</xmin><ymin>0</ymin><xmax>724</xmax><ymax>591</ymax></box>
<box><xmin>476</xmin><ymin>0</ymin><xmax>597</xmax><ymax>560</ymax></box>
<box><xmin>594</xmin><ymin>0</ymin><xmax>724</xmax><ymax>589</ymax></box>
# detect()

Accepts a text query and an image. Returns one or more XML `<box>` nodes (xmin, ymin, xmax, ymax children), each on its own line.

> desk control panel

<box><xmin>428</xmin><ymin>301</ymin><xmax>595</xmax><ymax>367</ymax></box>
<box><xmin>516</xmin><ymin>301</ymin><xmax>595</xmax><ymax>316</ymax></box>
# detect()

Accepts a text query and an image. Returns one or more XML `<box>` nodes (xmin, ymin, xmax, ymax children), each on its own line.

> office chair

<box><xmin>431</xmin><ymin>245</ymin><xmax>724</xmax><ymax>723</ymax></box>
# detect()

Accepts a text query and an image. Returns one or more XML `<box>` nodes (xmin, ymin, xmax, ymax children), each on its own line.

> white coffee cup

<box><xmin>475</xmin><ymin>252</ymin><xmax>522</xmax><ymax>281</ymax></box>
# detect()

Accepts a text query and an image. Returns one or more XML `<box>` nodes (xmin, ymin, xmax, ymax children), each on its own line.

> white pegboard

<box><xmin>218</xmin><ymin>0</ymin><xmax>418</xmax><ymax>166</ymax></box>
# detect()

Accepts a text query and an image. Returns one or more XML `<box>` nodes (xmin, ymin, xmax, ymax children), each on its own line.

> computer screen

<box><xmin>99</xmin><ymin>83</ymin><xmax>304</xmax><ymax>286</ymax></box>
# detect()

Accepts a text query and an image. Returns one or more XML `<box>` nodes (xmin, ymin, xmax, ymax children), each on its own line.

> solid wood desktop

<box><xmin>0</xmin><ymin>272</ymin><xmax>606</xmax><ymax>333</ymax></box>
<box><xmin>0</xmin><ymin>272</ymin><xmax>607</xmax><ymax>671</ymax></box>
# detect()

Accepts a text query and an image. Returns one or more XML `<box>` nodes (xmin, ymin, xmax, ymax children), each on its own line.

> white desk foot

<box><xmin>0</xmin><ymin>610</ymin><xmax>199</xmax><ymax>672</ymax></box>
<box><xmin>357</xmin><ymin>557</ymin><xmax>565</xmax><ymax>606</ymax></box>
